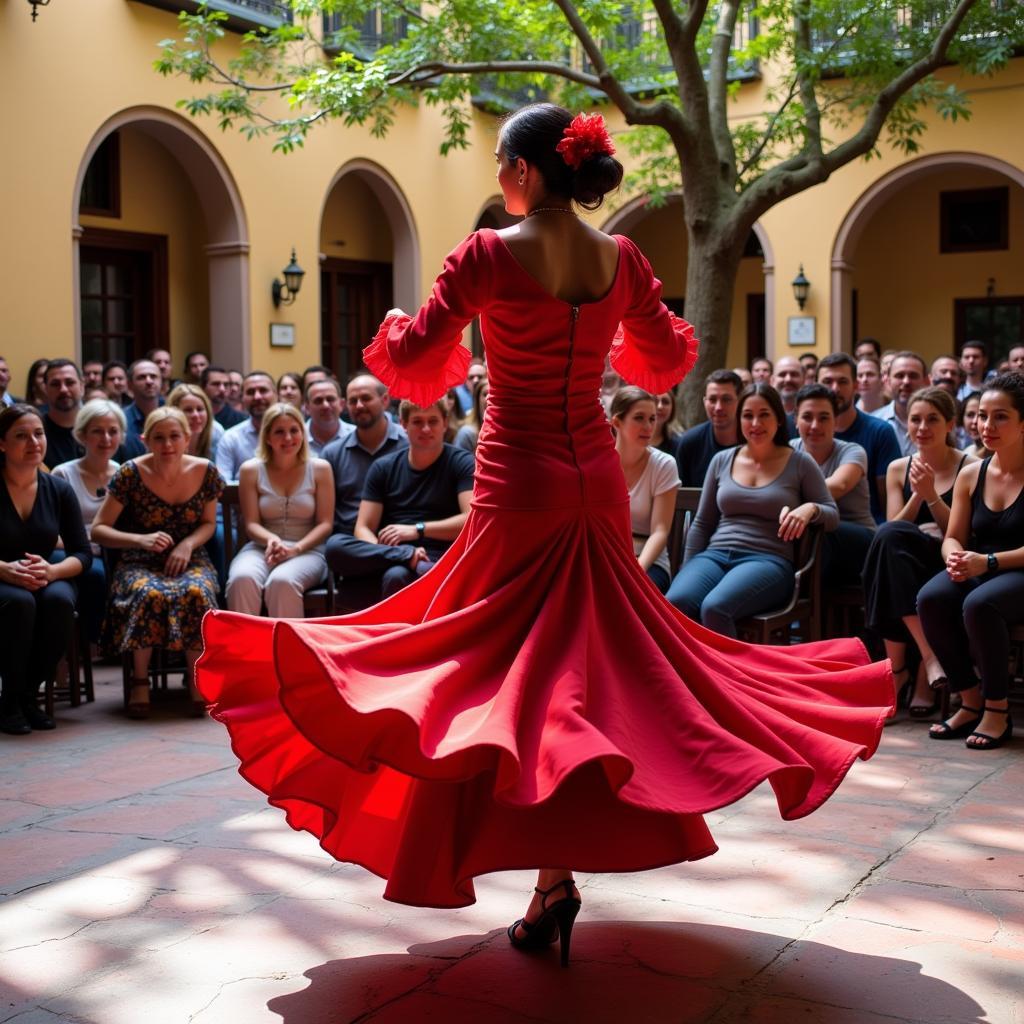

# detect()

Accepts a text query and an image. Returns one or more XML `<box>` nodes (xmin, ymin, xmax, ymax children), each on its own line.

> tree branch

<box><xmin>793</xmin><ymin>0</ymin><xmax>824</xmax><ymax>175</ymax></box>
<box><xmin>708</xmin><ymin>0</ymin><xmax>741</xmax><ymax>186</ymax></box>
<box><xmin>651</xmin><ymin>0</ymin><xmax>684</xmax><ymax>47</ymax></box>
<box><xmin>736</xmin><ymin>79</ymin><xmax>800</xmax><ymax>179</ymax></box>
<box><xmin>389</xmin><ymin>59</ymin><xmax>601</xmax><ymax>89</ymax></box>
<box><xmin>680</xmin><ymin>0</ymin><xmax>711</xmax><ymax>43</ymax></box>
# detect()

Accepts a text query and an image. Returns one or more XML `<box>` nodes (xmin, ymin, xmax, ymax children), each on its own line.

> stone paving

<box><xmin>1</xmin><ymin>666</ymin><xmax>1021</xmax><ymax>1024</ymax></box>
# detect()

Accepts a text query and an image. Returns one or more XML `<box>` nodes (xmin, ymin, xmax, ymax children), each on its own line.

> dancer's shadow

<box><xmin>267</xmin><ymin>921</ymin><xmax>987</xmax><ymax>1023</ymax></box>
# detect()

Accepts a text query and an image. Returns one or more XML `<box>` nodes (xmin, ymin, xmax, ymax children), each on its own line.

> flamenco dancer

<box><xmin>197</xmin><ymin>104</ymin><xmax>893</xmax><ymax>967</ymax></box>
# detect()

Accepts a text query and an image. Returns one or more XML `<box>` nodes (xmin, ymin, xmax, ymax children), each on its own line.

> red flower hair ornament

<box><xmin>555</xmin><ymin>113</ymin><xmax>616</xmax><ymax>170</ymax></box>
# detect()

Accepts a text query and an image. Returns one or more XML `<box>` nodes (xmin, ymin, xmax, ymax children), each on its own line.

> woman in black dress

<box><xmin>0</xmin><ymin>404</ymin><xmax>90</xmax><ymax>734</ymax></box>
<box><xmin>920</xmin><ymin>372</ymin><xmax>1024</xmax><ymax>749</ymax></box>
<box><xmin>861</xmin><ymin>387</ymin><xmax>973</xmax><ymax>716</ymax></box>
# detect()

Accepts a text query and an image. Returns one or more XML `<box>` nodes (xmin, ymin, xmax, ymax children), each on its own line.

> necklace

<box><xmin>527</xmin><ymin>206</ymin><xmax>576</xmax><ymax>217</ymax></box>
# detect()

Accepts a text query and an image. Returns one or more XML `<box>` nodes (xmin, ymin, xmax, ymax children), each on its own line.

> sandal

<box><xmin>127</xmin><ymin>679</ymin><xmax>150</xmax><ymax>720</ymax></box>
<box><xmin>929</xmin><ymin>703</ymin><xmax>981</xmax><ymax>740</ymax></box>
<box><xmin>966</xmin><ymin>705</ymin><xmax>1013</xmax><ymax>751</ymax></box>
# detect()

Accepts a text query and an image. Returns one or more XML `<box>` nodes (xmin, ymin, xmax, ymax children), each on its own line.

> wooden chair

<box><xmin>220</xmin><ymin>483</ymin><xmax>335</xmax><ymax>617</ymax></box>
<box><xmin>735</xmin><ymin>525</ymin><xmax>824</xmax><ymax>645</ymax></box>
<box><xmin>42</xmin><ymin>610</ymin><xmax>95</xmax><ymax>717</ymax></box>
<box><xmin>667</xmin><ymin>487</ymin><xmax>703</xmax><ymax>577</ymax></box>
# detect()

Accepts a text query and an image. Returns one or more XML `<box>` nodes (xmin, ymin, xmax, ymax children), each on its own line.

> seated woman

<box><xmin>958</xmin><ymin>390</ymin><xmax>987</xmax><ymax>458</ymax></box>
<box><xmin>24</xmin><ymin>359</ymin><xmax>49</xmax><ymax>410</ymax></box>
<box><xmin>611</xmin><ymin>386</ymin><xmax>680</xmax><ymax>593</ymax></box>
<box><xmin>276</xmin><ymin>373</ymin><xmax>303</xmax><ymax>409</ymax></box>
<box><xmin>861</xmin><ymin>387</ymin><xmax>974</xmax><ymax>717</ymax></box>
<box><xmin>453</xmin><ymin>378</ymin><xmax>489</xmax><ymax>453</ymax></box>
<box><xmin>168</xmin><ymin>383</ymin><xmax>224</xmax><ymax>462</ymax></box>
<box><xmin>919</xmin><ymin>372</ymin><xmax>1024</xmax><ymax>749</ymax></box>
<box><xmin>92</xmin><ymin>407</ymin><xmax>222</xmax><ymax>719</ymax></box>
<box><xmin>226</xmin><ymin>402</ymin><xmax>333</xmax><ymax>618</ymax></box>
<box><xmin>651</xmin><ymin>389</ymin><xmax>683</xmax><ymax>456</ymax></box>
<box><xmin>790</xmin><ymin>383</ymin><xmax>875</xmax><ymax>585</ymax></box>
<box><xmin>51</xmin><ymin>398</ymin><xmax>125</xmax><ymax>643</ymax></box>
<box><xmin>0</xmin><ymin>404</ymin><xmax>90</xmax><ymax>734</ymax></box>
<box><xmin>666</xmin><ymin>382</ymin><xmax>838</xmax><ymax>637</ymax></box>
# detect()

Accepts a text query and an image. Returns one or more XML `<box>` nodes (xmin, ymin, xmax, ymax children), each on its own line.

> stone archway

<box><xmin>602</xmin><ymin>196</ymin><xmax>776</xmax><ymax>358</ymax></box>
<box><xmin>830</xmin><ymin>152</ymin><xmax>1024</xmax><ymax>353</ymax></box>
<box><xmin>72</xmin><ymin>106</ymin><xmax>250</xmax><ymax>371</ymax></box>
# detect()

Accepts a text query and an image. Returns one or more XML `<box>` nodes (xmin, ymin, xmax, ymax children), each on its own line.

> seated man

<box><xmin>328</xmin><ymin>398</ymin><xmax>473</xmax><ymax>600</ymax></box>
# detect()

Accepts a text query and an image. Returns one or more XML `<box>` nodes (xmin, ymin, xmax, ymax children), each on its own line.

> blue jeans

<box><xmin>666</xmin><ymin>547</ymin><xmax>793</xmax><ymax>638</ymax></box>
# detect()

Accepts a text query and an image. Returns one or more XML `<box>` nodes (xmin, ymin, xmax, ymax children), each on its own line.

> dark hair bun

<box><xmin>500</xmin><ymin>103</ymin><xmax>624</xmax><ymax>211</ymax></box>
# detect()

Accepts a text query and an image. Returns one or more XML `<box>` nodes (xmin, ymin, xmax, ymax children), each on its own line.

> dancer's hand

<box><xmin>385</xmin><ymin>307</ymin><xmax>407</xmax><ymax>319</ymax></box>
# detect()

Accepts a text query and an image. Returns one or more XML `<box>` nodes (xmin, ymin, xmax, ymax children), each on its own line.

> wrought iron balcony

<box><xmin>130</xmin><ymin>0</ymin><xmax>291</xmax><ymax>34</ymax></box>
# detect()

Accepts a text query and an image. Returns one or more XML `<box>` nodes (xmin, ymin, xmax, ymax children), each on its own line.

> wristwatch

<box><xmin>416</xmin><ymin>521</ymin><xmax>426</xmax><ymax>539</ymax></box>
<box><xmin>987</xmin><ymin>552</ymin><xmax>999</xmax><ymax>573</ymax></box>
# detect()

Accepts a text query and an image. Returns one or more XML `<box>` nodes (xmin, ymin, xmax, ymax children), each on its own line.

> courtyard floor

<box><xmin>1</xmin><ymin>665</ymin><xmax>1021</xmax><ymax>1024</ymax></box>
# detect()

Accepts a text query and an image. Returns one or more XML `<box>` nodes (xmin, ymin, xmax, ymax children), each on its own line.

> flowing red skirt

<box><xmin>197</xmin><ymin>500</ymin><xmax>893</xmax><ymax>908</ymax></box>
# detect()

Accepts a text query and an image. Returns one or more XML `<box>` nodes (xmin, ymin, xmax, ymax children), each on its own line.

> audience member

<box><xmin>51</xmin><ymin>399</ymin><xmax>125</xmax><ymax>643</ymax></box>
<box><xmin>855</xmin><ymin>356</ymin><xmax>886</xmax><ymax>413</ymax></box>
<box><xmin>300</xmin><ymin>365</ymin><xmax>332</xmax><ymax>395</ymax></box>
<box><xmin>958</xmin><ymin>391</ymin><xmax>986</xmax><ymax>456</ymax></box>
<box><xmin>120</xmin><ymin>360</ymin><xmax>164</xmax><ymax>460</ymax></box>
<box><xmin>674</xmin><ymin>370</ymin><xmax>741</xmax><ymax>487</ymax></box>
<box><xmin>323</xmin><ymin>374</ymin><xmax>408</xmax><ymax>567</ymax></box>
<box><xmin>454</xmin><ymin>356</ymin><xmax>487</xmax><ymax>417</ymax></box>
<box><xmin>862</xmin><ymin>387</ymin><xmax>973</xmax><ymax>716</ymax></box>
<box><xmin>183</xmin><ymin>351</ymin><xmax>209</xmax><ymax>385</ymax></box>
<box><xmin>227</xmin><ymin>370</ymin><xmax>244</xmax><ymax>411</ymax></box>
<box><xmin>791</xmin><ymin>384</ymin><xmax>875</xmax><ymax>585</ymax></box>
<box><xmin>799</xmin><ymin>352</ymin><xmax>818</xmax><ymax>384</ymax></box>
<box><xmin>957</xmin><ymin>339</ymin><xmax>994</xmax><ymax>401</ymax></box>
<box><xmin>600</xmin><ymin>364</ymin><xmax>622</xmax><ymax>416</ymax></box>
<box><xmin>216</xmin><ymin>371</ymin><xmax>277</xmax><ymax>482</ymax></box>
<box><xmin>930</xmin><ymin>355</ymin><xmax>961</xmax><ymax>398</ymax></box>
<box><xmin>453</xmin><ymin>378</ymin><xmax>488</xmax><ymax>454</ymax></box>
<box><xmin>92</xmin><ymin>407</ymin><xmax>222</xmax><ymax>719</ymax></box>
<box><xmin>226</xmin><ymin>403</ymin><xmax>333</xmax><ymax>618</ymax></box>
<box><xmin>41</xmin><ymin>360</ymin><xmax>85</xmax><ymax>469</ymax></box>
<box><xmin>277</xmin><ymin>372</ymin><xmax>303</xmax><ymax>408</ymax></box>
<box><xmin>168</xmin><ymin>383</ymin><xmax>222</xmax><ymax>461</ymax></box>
<box><xmin>919</xmin><ymin>372</ymin><xmax>1024</xmax><ymax>749</ymax></box>
<box><xmin>771</xmin><ymin>355</ymin><xmax>803</xmax><ymax>416</ymax></box>
<box><xmin>1009</xmin><ymin>345</ymin><xmax>1024</xmax><ymax>372</ymax></box>
<box><xmin>666</xmin><ymin>383</ymin><xmax>838</xmax><ymax>637</ymax></box>
<box><xmin>146</xmin><ymin>347</ymin><xmax>174</xmax><ymax>396</ymax></box>
<box><xmin>328</xmin><ymin>399</ymin><xmax>473</xmax><ymax>601</ymax></box>
<box><xmin>880</xmin><ymin>350</ymin><xmax>896</xmax><ymax>400</ymax></box>
<box><xmin>855</xmin><ymin>338</ymin><xmax>882</xmax><ymax>362</ymax></box>
<box><xmin>732</xmin><ymin>366</ymin><xmax>753</xmax><ymax>387</ymax></box>
<box><xmin>818</xmin><ymin>353</ymin><xmax>901</xmax><ymax>523</ymax></box>
<box><xmin>305</xmin><ymin>377</ymin><xmax>354</xmax><ymax>457</ymax></box>
<box><xmin>82</xmin><ymin>359</ymin><xmax>104</xmax><ymax>392</ymax></box>
<box><xmin>872</xmin><ymin>351</ymin><xmax>929</xmax><ymax>456</ymax></box>
<box><xmin>442</xmin><ymin>387</ymin><xmax>463</xmax><ymax>443</ymax></box>
<box><xmin>25</xmin><ymin>358</ymin><xmax>49</xmax><ymax>409</ymax></box>
<box><xmin>202</xmin><ymin>365</ymin><xmax>246</xmax><ymax>430</ymax></box>
<box><xmin>0</xmin><ymin>404</ymin><xmax>90</xmax><ymax>734</ymax></box>
<box><xmin>612</xmin><ymin>387</ymin><xmax>680</xmax><ymax>593</ymax></box>
<box><xmin>750</xmin><ymin>357</ymin><xmax>772</xmax><ymax>383</ymax></box>
<box><xmin>102</xmin><ymin>360</ymin><xmax>131</xmax><ymax>407</ymax></box>
<box><xmin>651</xmin><ymin>390</ymin><xmax>683</xmax><ymax>455</ymax></box>
<box><xmin>0</xmin><ymin>356</ymin><xmax>15</xmax><ymax>407</ymax></box>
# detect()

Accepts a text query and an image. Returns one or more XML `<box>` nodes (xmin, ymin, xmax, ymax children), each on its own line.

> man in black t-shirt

<box><xmin>329</xmin><ymin>399</ymin><xmax>474</xmax><ymax>600</ymax></box>
<box><xmin>674</xmin><ymin>369</ymin><xmax>741</xmax><ymax>487</ymax></box>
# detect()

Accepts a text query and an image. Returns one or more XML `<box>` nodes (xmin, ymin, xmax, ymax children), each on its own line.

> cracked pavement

<box><xmin>1</xmin><ymin>666</ymin><xmax>1021</xmax><ymax>1023</ymax></box>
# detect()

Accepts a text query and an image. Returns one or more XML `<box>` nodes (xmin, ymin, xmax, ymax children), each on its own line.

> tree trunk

<box><xmin>677</xmin><ymin>236</ymin><xmax>743</xmax><ymax>427</ymax></box>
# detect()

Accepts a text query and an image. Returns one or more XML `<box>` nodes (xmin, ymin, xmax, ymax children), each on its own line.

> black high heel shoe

<box><xmin>508</xmin><ymin>879</ymin><xmax>582</xmax><ymax>968</ymax></box>
<box><xmin>929</xmin><ymin>703</ymin><xmax>982</xmax><ymax>740</ymax></box>
<box><xmin>966</xmin><ymin>704</ymin><xmax>1012</xmax><ymax>751</ymax></box>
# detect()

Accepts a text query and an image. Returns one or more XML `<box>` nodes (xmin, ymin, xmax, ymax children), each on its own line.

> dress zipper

<box><xmin>566</xmin><ymin>305</ymin><xmax>585</xmax><ymax>501</ymax></box>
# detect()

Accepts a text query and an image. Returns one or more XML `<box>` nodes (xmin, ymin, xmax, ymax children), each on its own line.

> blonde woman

<box><xmin>92</xmin><ymin>407</ymin><xmax>222</xmax><ymax>718</ymax></box>
<box><xmin>168</xmin><ymin>383</ymin><xmax>223</xmax><ymax>461</ymax></box>
<box><xmin>226</xmin><ymin>402</ymin><xmax>333</xmax><ymax>618</ymax></box>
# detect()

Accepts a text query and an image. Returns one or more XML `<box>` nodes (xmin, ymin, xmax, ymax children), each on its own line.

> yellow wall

<box><xmin>319</xmin><ymin>175</ymin><xmax>394</xmax><ymax>262</ymax></box>
<box><xmin>853</xmin><ymin>168</ymin><xmax>1024</xmax><ymax>353</ymax></box>
<box><xmin>80</xmin><ymin>126</ymin><xmax>211</xmax><ymax>366</ymax></box>
<box><xmin>1</xmin><ymin>0</ymin><xmax>1022</xmax><ymax>389</ymax></box>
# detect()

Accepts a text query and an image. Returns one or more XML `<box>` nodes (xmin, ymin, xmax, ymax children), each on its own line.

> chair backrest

<box><xmin>667</xmin><ymin>487</ymin><xmax>702</xmax><ymax>577</ymax></box>
<box><xmin>220</xmin><ymin>484</ymin><xmax>241</xmax><ymax>566</ymax></box>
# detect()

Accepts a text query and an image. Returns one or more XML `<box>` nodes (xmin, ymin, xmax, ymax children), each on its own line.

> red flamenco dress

<box><xmin>197</xmin><ymin>228</ymin><xmax>894</xmax><ymax>909</ymax></box>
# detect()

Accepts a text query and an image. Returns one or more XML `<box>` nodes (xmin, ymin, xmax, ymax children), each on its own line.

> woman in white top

<box><xmin>611</xmin><ymin>386</ymin><xmax>680</xmax><ymax>592</ymax></box>
<box><xmin>52</xmin><ymin>399</ymin><xmax>125</xmax><ymax>641</ymax></box>
<box><xmin>226</xmin><ymin>403</ymin><xmax>334</xmax><ymax>618</ymax></box>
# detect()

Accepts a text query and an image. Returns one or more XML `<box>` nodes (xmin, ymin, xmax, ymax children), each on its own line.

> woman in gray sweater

<box><xmin>667</xmin><ymin>382</ymin><xmax>839</xmax><ymax>637</ymax></box>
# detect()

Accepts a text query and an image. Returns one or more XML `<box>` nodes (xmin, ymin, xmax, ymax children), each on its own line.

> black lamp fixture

<box><xmin>792</xmin><ymin>264</ymin><xmax>810</xmax><ymax>310</ymax></box>
<box><xmin>272</xmin><ymin>249</ymin><xmax>305</xmax><ymax>308</ymax></box>
<box><xmin>28</xmin><ymin>0</ymin><xmax>51</xmax><ymax>20</ymax></box>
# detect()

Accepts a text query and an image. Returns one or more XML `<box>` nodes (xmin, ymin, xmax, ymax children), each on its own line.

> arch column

<box><xmin>205</xmin><ymin>241</ymin><xmax>251</xmax><ymax>372</ymax></box>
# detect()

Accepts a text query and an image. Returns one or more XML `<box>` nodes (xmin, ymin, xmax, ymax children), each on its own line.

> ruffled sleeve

<box><xmin>363</xmin><ymin>233</ymin><xmax>489</xmax><ymax>406</ymax></box>
<box><xmin>610</xmin><ymin>237</ymin><xmax>699</xmax><ymax>394</ymax></box>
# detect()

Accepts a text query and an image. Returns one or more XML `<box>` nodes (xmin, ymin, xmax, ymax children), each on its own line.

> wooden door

<box><xmin>320</xmin><ymin>258</ymin><xmax>392</xmax><ymax>381</ymax></box>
